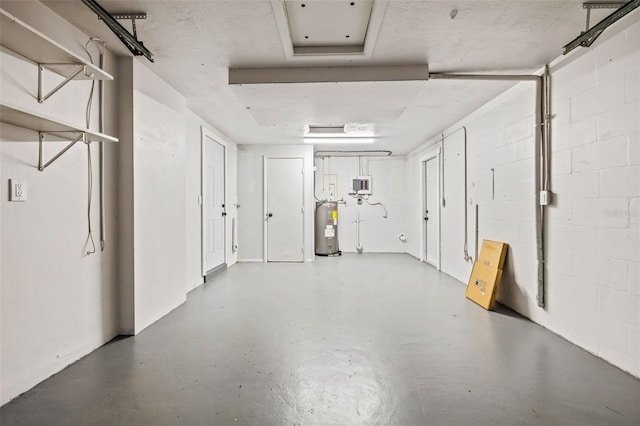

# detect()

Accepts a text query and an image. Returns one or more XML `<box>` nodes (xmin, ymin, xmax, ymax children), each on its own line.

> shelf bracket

<box><xmin>37</xmin><ymin>63</ymin><xmax>92</xmax><ymax>103</ymax></box>
<box><xmin>38</xmin><ymin>131</ymin><xmax>86</xmax><ymax>171</ymax></box>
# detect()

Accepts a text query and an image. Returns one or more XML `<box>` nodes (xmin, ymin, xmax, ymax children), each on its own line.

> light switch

<box><xmin>9</xmin><ymin>179</ymin><xmax>27</xmax><ymax>202</ymax></box>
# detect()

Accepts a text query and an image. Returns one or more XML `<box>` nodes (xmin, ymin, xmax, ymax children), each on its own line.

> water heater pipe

<box><xmin>355</xmin><ymin>212</ymin><xmax>363</xmax><ymax>253</ymax></box>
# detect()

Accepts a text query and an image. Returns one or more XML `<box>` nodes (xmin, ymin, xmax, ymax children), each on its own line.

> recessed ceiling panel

<box><xmin>271</xmin><ymin>0</ymin><xmax>387</xmax><ymax>60</ymax></box>
<box><xmin>285</xmin><ymin>0</ymin><xmax>373</xmax><ymax>48</ymax></box>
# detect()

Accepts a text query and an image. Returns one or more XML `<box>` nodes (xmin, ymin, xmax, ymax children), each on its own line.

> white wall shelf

<box><xmin>0</xmin><ymin>8</ymin><xmax>114</xmax><ymax>102</ymax></box>
<box><xmin>0</xmin><ymin>104</ymin><xmax>118</xmax><ymax>143</ymax></box>
<box><xmin>0</xmin><ymin>103</ymin><xmax>118</xmax><ymax>170</ymax></box>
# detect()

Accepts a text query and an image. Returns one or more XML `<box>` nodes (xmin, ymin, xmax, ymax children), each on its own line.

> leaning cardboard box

<box><xmin>465</xmin><ymin>240</ymin><xmax>508</xmax><ymax>310</ymax></box>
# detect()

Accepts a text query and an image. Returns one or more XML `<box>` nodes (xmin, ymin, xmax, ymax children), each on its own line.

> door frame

<box><xmin>263</xmin><ymin>156</ymin><xmax>305</xmax><ymax>262</ymax></box>
<box><xmin>419</xmin><ymin>147</ymin><xmax>441</xmax><ymax>270</ymax></box>
<box><xmin>201</xmin><ymin>126</ymin><xmax>229</xmax><ymax>277</ymax></box>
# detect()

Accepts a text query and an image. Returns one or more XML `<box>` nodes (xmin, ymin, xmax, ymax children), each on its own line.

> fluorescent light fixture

<box><xmin>303</xmin><ymin>137</ymin><xmax>375</xmax><ymax>144</ymax></box>
<box><xmin>305</xmin><ymin>125</ymin><xmax>346</xmax><ymax>137</ymax></box>
<box><xmin>305</xmin><ymin>123</ymin><xmax>376</xmax><ymax>138</ymax></box>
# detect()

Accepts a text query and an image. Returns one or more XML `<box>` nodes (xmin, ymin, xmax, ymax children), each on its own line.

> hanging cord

<box><xmin>85</xmin><ymin>141</ymin><xmax>96</xmax><ymax>255</ymax></box>
<box><xmin>82</xmin><ymin>38</ymin><xmax>99</xmax><ymax>256</ymax></box>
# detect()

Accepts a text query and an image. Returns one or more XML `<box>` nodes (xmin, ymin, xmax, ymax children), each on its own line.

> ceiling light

<box><xmin>305</xmin><ymin>125</ymin><xmax>346</xmax><ymax>137</ymax></box>
<box><xmin>303</xmin><ymin>137</ymin><xmax>375</xmax><ymax>144</ymax></box>
<box><xmin>305</xmin><ymin>123</ymin><xmax>376</xmax><ymax>138</ymax></box>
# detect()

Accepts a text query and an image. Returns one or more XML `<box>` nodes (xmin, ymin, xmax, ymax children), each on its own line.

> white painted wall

<box><xmin>226</xmin><ymin>138</ymin><xmax>239</xmax><ymax>266</ymax></box>
<box><xmin>237</xmin><ymin>145</ymin><xmax>314</xmax><ymax>262</ymax></box>
<box><xmin>120</xmin><ymin>62</ymin><xmax>240</xmax><ymax>331</ymax></box>
<box><xmin>118</xmin><ymin>58</ymin><xmax>189</xmax><ymax>334</ymax></box>
<box><xmin>314</xmin><ymin>156</ymin><xmax>409</xmax><ymax>253</ymax></box>
<box><xmin>406</xmin><ymin>17</ymin><xmax>640</xmax><ymax>377</ymax></box>
<box><xmin>185</xmin><ymin>113</ymin><xmax>205</xmax><ymax>292</ymax></box>
<box><xmin>131</xmin><ymin>61</ymin><xmax>188</xmax><ymax>333</ymax></box>
<box><xmin>0</xmin><ymin>1</ymin><xmax>119</xmax><ymax>404</ymax></box>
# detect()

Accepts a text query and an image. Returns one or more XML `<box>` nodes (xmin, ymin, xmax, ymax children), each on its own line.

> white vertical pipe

<box><xmin>99</xmin><ymin>41</ymin><xmax>106</xmax><ymax>251</ymax></box>
<box><xmin>356</xmin><ymin>211</ymin><xmax>363</xmax><ymax>253</ymax></box>
<box><xmin>462</xmin><ymin>126</ymin><xmax>472</xmax><ymax>262</ymax></box>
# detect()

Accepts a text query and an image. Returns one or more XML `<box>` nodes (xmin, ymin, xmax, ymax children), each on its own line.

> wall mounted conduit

<box><xmin>429</xmin><ymin>71</ymin><xmax>549</xmax><ymax>308</ymax></box>
<box><xmin>314</xmin><ymin>150</ymin><xmax>392</xmax><ymax>157</ymax></box>
<box><xmin>429</xmin><ymin>126</ymin><xmax>469</xmax><ymax>260</ymax></box>
<box><xmin>98</xmin><ymin>40</ymin><xmax>106</xmax><ymax>251</ymax></box>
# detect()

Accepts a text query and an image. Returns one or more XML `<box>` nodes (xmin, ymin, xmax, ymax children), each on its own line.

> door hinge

<box><xmin>301</xmin><ymin>207</ymin><xmax>304</xmax><ymax>213</ymax></box>
<box><xmin>302</xmin><ymin>168</ymin><xmax>304</xmax><ymax>174</ymax></box>
<box><xmin>198</xmin><ymin>195</ymin><xmax>203</xmax><ymax>205</ymax></box>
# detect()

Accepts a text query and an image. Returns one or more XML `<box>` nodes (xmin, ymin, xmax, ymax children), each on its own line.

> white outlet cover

<box><xmin>10</xmin><ymin>179</ymin><xmax>27</xmax><ymax>202</ymax></box>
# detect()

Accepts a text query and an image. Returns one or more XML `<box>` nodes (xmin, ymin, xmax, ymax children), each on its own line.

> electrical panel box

<box><xmin>348</xmin><ymin>176</ymin><xmax>372</xmax><ymax>196</ymax></box>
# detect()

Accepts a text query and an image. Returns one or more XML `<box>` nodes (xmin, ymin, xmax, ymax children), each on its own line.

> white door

<box><xmin>266</xmin><ymin>158</ymin><xmax>304</xmax><ymax>262</ymax></box>
<box><xmin>204</xmin><ymin>135</ymin><xmax>225</xmax><ymax>273</ymax></box>
<box><xmin>424</xmin><ymin>157</ymin><xmax>438</xmax><ymax>265</ymax></box>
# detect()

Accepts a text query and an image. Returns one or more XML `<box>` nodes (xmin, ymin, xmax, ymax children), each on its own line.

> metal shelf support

<box><xmin>38</xmin><ymin>131</ymin><xmax>86</xmax><ymax>171</ymax></box>
<box><xmin>37</xmin><ymin>64</ymin><xmax>91</xmax><ymax>103</ymax></box>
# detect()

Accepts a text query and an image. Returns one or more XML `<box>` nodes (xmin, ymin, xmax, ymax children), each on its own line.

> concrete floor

<box><xmin>2</xmin><ymin>253</ymin><xmax>639</xmax><ymax>425</ymax></box>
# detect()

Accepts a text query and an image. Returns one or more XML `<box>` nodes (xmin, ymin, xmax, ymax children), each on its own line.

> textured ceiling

<box><xmin>38</xmin><ymin>0</ymin><xmax>628</xmax><ymax>154</ymax></box>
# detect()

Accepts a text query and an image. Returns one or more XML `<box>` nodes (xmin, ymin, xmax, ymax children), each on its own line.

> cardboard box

<box><xmin>465</xmin><ymin>262</ymin><xmax>503</xmax><ymax>310</ymax></box>
<box><xmin>477</xmin><ymin>240</ymin><xmax>508</xmax><ymax>269</ymax></box>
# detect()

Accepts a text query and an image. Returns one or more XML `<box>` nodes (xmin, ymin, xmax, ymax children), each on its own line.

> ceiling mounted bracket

<box><xmin>81</xmin><ymin>0</ymin><xmax>154</xmax><ymax>62</ymax></box>
<box><xmin>564</xmin><ymin>0</ymin><xmax>639</xmax><ymax>54</ymax></box>
<box><xmin>99</xmin><ymin>13</ymin><xmax>146</xmax><ymax>39</ymax></box>
<box><xmin>582</xmin><ymin>1</ymin><xmax>626</xmax><ymax>30</ymax></box>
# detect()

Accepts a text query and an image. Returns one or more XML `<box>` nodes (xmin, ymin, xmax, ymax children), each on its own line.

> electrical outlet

<box><xmin>10</xmin><ymin>179</ymin><xmax>27</xmax><ymax>202</ymax></box>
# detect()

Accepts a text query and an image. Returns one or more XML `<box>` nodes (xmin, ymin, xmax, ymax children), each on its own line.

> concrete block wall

<box><xmin>406</xmin><ymin>16</ymin><xmax>639</xmax><ymax>377</ymax></box>
<box><xmin>544</xmin><ymin>20</ymin><xmax>639</xmax><ymax>376</ymax></box>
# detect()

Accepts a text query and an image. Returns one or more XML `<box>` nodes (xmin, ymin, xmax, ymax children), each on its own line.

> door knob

<box><xmin>424</xmin><ymin>217</ymin><xmax>428</xmax><ymax>221</ymax></box>
<box><xmin>267</xmin><ymin>213</ymin><xmax>273</xmax><ymax>218</ymax></box>
<box><xmin>222</xmin><ymin>212</ymin><xmax>227</xmax><ymax>217</ymax></box>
